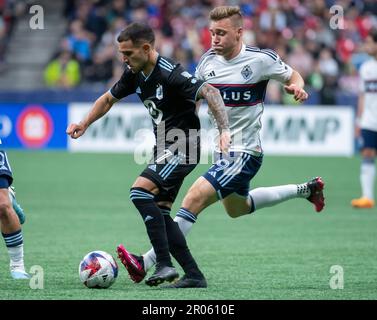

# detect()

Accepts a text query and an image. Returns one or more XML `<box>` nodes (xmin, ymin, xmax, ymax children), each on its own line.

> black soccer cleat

<box><xmin>162</xmin><ymin>274</ymin><xmax>207</xmax><ymax>289</ymax></box>
<box><xmin>145</xmin><ymin>265</ymin><xmax>179</xmax><ymax>287</ymax></box>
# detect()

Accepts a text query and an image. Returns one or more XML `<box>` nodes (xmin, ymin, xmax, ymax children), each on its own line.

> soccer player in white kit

<box><xmin>351</xmin><ymin>30</ymin><xmax>377</xmax><ymax>209</ymax></box>
<box><xmin>120</xmin><ymin>6</ymin><xmax>325</xmax><ymax>287</ymax></box>
<box><xmin>0</xmin><ymin>139</ymin><xmax>29</xmax><ymax>279</ymax></box>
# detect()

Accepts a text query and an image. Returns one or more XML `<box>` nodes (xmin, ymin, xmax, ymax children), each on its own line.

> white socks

<box><xmin>173</xmin><ymin>216</ymin><xmax>194</xmax><ymax>237</ymax></box>
<box><xmin>249</xmin><ymin>184</ymin><xmax>309</xmax><ymax>211</ymax></box>
<box><xmin>8</xmin><ymin>244</ymin><xmax>25</xmax><ymax>271</ymax></box>
<box><xmin>361</xmin><ymin>160</ymin><xmax>375</xmax><ymax>200</ymax></box>
<box><xmin>142</xmin><ymin>248</ymin><xmax>156</xmax><ymax>272</ymax></box>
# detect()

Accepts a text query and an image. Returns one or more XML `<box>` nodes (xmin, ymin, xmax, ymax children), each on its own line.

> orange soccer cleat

<box><xmin>351</xmin><ymin>197</ymin><xmax>375</xmax><ymax>209</ymax></box>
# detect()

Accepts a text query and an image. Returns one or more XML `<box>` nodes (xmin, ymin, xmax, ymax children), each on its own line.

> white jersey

<box><xmin>359</xmin><ymin>57</ymin><xmax>377</xmax><ymax>131</ymax></box>
<box><xmin>196</xmin><ymin>43</ymin><xmax>292</xmax><ymax>155</ymax></box>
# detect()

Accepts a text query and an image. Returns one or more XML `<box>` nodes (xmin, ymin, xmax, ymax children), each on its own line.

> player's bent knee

<box><xmin>225</xmin><ymin>207</ymin><xmax>243</xmax><ymax>218</ymax></box>
<box><xmin>362</xmin><ymin>148</ymin><xmax>376</xmax><ymax>159</ymax></box>
<box><xmin>129</xmin><ymin>187</ymin><xmax>154</xmax><ymax>206</ymax></box>
<box><xmin>226</xmin><ymin>211</ymin><xmax>240</xmax><ymax>218</ymax></box>
<box><xmin>223</xmin><ymin>195</ymin><xmax>251</xmax><ymax>218</ymax></box>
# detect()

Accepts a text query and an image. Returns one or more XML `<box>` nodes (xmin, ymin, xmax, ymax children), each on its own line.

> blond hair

<box><xmin>209</xmin><ymin>6</ymin><xmax>243</xmax><ymax>27</ymax></box>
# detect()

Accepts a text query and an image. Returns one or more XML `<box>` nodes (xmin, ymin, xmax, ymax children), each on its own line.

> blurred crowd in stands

<box><xmin>0</xmin><ymin>0</ymin><xmax>25</xmax><ymax>72</ymax></box>
<box><xmin>2</xmin><ymin>0</ymin><xmax>377</xmax><ymax>104</ymax></box>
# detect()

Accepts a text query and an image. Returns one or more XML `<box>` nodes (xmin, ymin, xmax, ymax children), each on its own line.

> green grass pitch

<box><xmin>1</xmin><ymin>151</ymin><xmax>376</xmax><ymax>300</ymax></box>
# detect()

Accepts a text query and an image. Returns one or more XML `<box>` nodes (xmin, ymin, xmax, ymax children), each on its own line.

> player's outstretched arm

<box><xmin>197</xmin><ymin>83</ymin><xmax>231</xmax><ymax>153</ymax></box>
<box><xmin>66</xmin><ymin>92</ymin><xmax>118</xmax><ymax>139</ymax></box>
<box><xmin>284</xmin><ymin>69</ymin><xmax>308</xmax><ymax>103</ymax></box>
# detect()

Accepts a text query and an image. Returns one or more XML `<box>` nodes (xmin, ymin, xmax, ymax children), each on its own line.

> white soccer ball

<box><xmin>79</xmin><ymin>250</ymin><xmax>118</xmax><ymax>289</ymax></box>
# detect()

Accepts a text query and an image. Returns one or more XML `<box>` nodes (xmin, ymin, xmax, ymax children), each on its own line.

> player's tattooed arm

<box><xmin>197</xmin><ymin>83</ymin><xmax>229</xmax><ymax>133</ymax></box>
<box><xmin>197</xmin><ymin>83</ymin><xmax>231</xmax><ymax>154</ymax></box>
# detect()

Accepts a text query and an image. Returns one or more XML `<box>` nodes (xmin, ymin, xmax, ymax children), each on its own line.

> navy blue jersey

<box><xmin>110</xmin><ymin>56</ymin><xmax>205</xmax><ymax>162</ymax></box>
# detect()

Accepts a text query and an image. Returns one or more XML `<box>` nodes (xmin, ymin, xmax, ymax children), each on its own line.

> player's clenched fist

<box><xmin>66</xmin><ymin>122</ymin><xmax>87</xmax><ymax>139</ymax></box>
<box><xmin>284</xmin><ymin>84</ymin><xmax>308</xmax><ymax>102</ymax></box>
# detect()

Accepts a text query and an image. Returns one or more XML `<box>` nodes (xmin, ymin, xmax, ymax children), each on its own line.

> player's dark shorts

<box><xmin>203</xmin><ymin>152</ymin><xmax>263</xmax><ymax>199</ymax></box>
<box><xmin>360</xmin><ymin>129</ymin><xmax>377</xmax><ymax>150</ymax></box>
<box><xmin>0</xmin><ymin>150</ymin><xmax>13</xmax><ymax>189</ymax></box>
<box><xmin>140</xmin><ymin>151</ymin><xmax>198</xmax><ymax>203</ymax></box>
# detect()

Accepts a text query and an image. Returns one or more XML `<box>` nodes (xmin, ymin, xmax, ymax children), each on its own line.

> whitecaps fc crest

<box><xmin>241</xmin><ymin>65</ymin><xmax>252</xmax><ymax>80</ymax></box>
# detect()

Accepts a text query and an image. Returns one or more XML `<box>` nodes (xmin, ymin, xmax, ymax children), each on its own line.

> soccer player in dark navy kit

<box><xmin>67</xmin><ymin>22</ymin><xmax>230</xmax><ymax>288</ymax></box>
